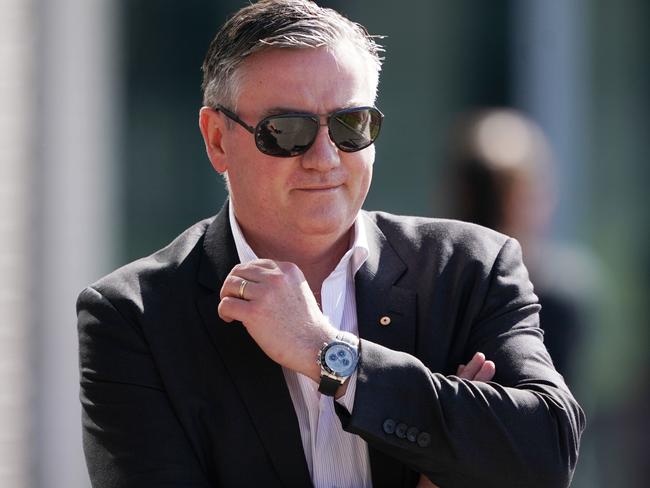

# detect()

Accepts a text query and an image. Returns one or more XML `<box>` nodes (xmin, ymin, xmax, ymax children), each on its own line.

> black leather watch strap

<box><xmin>318</xmin><ymin>374</ymin><xmax>342</xmax><ymax>396</ymax></box>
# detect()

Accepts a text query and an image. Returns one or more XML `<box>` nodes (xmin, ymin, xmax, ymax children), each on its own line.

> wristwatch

<box><xmin>317</xmin><ymin>331</ymin><xmax>359</xmax><ymax>396</ymax></box>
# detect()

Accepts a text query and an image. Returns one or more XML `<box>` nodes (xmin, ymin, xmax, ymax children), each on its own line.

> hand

<box><xmin>456</xmin><ymin>351</ymin><xmax>495</xmax><ymax>382</ymax></box>
<box><xmin>416</xmin><ymin>352</ymin><xmax>496</xmax><ymax>488</ymax></box>
<box><xmin>416</xmin><ymin>474</ymin><xmax>440</xmax><ymax>488</ymax></box>
<box><xmin>219</xmin><ymin>259</ymin><xmax>337</xmax><ymax>380</ymax></box>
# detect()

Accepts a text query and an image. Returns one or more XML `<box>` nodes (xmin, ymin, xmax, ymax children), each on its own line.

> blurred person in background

<box><xmin>441</xmin><ymin>108</ymin><xmax>597</xmax><ymax>385</ymax></box>
<box><xmin>76</xmin><ymin>2</ymin><xmax>583</xmax><ymax>487</ymax></box>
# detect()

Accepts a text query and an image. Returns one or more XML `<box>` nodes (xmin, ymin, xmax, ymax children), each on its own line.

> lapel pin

<box><xmin>379</xmin><ymin>316</ymin><xmax>391</xmax><ymax>326</ymax></box>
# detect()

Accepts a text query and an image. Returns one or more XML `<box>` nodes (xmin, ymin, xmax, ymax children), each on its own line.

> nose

<box><xmin>300</xmin><ymin>123</ymin><xmax>340</xmax><ymax>172</ymax></box>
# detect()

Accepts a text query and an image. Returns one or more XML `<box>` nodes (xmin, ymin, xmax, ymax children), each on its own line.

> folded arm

<box><xmin>340</xmin><ymin>238</ymin><xmax>585</xmax><ymax>488</ymax></box>
<box><xmin>417</xmin><ymin>353</ymin><xmax>497</xmax><ymax>488</ymax></box>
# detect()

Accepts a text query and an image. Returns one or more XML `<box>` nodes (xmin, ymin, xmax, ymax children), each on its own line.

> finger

<box><xmin>220</xmin><ymin>274</ymin><xmax>243</xmax><ymax>300</ymax></box>
<box><xmin>416</xmin><ymin>474</ymin><xmax>440</xmax><ymax>488</ymax></box>
<box><xmin>218</xmin><ymin>296</ymin><xmax>248</xmax><ymax>323</ymax></box>
<box><xmin>233</xmin><ymin>259</ymin><xmax>278</xmax><ymax>273</ymax></box>
<box><xmin>473</xmin><ymin>360</ymin><xmax>496</xmax><ymax>382</ymax></box>
<box><xmin>220</xmin><ymin>274</ymin><xmax>259</xmax><ymax>301</ymax></box>
<box><xmin>251</xmin><ymin>258</ymin><xmax>279</xmax><ymax>269</ymax></box>
<box><xmin>456</xmin><ymin>364</ymin><xmax>466</xmax><ymax>376</ymax></box>
<box><xmin>460</xmin><ymin>352</ymin><xmax>485</xmax><ymax>379</ymax></box>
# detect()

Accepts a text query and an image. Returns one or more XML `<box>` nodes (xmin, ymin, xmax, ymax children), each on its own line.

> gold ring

<box><xmin>238</xmin><ymin>279</ymin><xmax>248</xmax><ymax>300</ymax></box>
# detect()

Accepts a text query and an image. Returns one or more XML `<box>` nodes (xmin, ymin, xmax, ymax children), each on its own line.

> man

<box><xmin>77</xmin><ymin>1</ymin><xmax>584</xmax><ymax>487</ymax></box>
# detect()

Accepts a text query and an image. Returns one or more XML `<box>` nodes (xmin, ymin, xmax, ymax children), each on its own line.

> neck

<box><xmin>241</xmin><ymin>225</ymin><xmax>353</xmax><ymax>291</ymax></box>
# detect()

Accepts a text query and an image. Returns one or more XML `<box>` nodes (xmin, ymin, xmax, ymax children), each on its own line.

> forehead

<box><xmin>235</xmin><ymin>44</ymin><xmax>376</xmax><ymax>113</ymax></box>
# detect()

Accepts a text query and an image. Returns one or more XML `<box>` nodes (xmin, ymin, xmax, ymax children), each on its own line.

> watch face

<box><xmin>323</xmin><ymin>343</ymin><xmax>357</xmax><ymax>377</ymax></box>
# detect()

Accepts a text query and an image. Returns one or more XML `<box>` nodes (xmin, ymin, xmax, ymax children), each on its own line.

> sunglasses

<box><xmin>216</xmin><ymin>104</ymin><xmax>383</xmax><ymax>158</ymax></box>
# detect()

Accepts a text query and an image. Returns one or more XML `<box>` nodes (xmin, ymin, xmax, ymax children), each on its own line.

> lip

<box><xmin>294</xmin><ymin>184</ymin><xmax>343</xmax><ymax>192</ymax></box>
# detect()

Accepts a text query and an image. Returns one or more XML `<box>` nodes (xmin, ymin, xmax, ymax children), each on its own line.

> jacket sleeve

<box><xmin>77</xmin><ymin>286</ymin><xmax>213</xmax><ymax>488</ymax></box>
<box><xmin>340</xmin><ymin>238</ymin><xmax>585</xmax><ymax>488</ymax></box>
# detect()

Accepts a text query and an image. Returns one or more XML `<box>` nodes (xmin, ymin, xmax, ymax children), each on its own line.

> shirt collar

<box><xmin>228</xmin><ymin>201</ymin><xmax>369</xmax><ymax>277</ymax></box>
<box><xmin>229</xmin><ymin>201</ymin><xmax>259</xmax><ymax>265</ymax></box>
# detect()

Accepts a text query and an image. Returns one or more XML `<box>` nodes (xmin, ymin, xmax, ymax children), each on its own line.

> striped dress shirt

<box><xmin>229</xmin><ymin>203</ymin><xmax>372</xmax><ymax>488</ymax></box>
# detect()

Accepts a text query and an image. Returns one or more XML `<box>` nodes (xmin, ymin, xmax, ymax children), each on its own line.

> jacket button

<box><xmin>379</xmin><ymin>316</ymin><xmax>391</xmax><ymax>326</ymax></box>
<box><xmin>417</xmin><ymin>432</ymin><xmax>431</xmax><ymax>448</ymax></box>
<box><xmin>382</xmin><ymin>419</ymin><xmax>396</xmax><ymax>435</ymax></box>
<box><xmin>406</xmin><ymin>426</ymin><xmax>419</xmax><ymax>442</ymax></box>
<box><xmin>395</xmin><ymin>422</ymin><xmax>408</xmax><ymax>439</ymax></box>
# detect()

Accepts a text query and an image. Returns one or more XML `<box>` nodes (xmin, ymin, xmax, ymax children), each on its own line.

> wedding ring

<box><xmin>238</xmin><ymin>279</ymin><xmax>248</xmax><ymax>300</ymax></box>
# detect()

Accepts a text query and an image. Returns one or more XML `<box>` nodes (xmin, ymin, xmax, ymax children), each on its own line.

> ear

<box><xmin>199</xmin><ymin>106</ymin><xmax>228</xmax><ymax>173</ymax></box>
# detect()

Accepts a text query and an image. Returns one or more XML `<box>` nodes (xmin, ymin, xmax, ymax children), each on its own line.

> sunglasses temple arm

<box><xmin>215</xmin><ymin>105</ymin><xmax>256</xmax><ymax>134</ymax></box>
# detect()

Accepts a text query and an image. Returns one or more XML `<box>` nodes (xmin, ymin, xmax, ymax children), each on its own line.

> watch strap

<box><xmin>318</xmin><ymin>374</ymin><xmax>343</xmax><ymax>396</ymax></box>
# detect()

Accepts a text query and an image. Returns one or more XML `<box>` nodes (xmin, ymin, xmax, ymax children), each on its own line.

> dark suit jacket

<box><xmin>77</xmin><ymin>204</ymin><xmax>585</xmax><ymax>488</ymax></box>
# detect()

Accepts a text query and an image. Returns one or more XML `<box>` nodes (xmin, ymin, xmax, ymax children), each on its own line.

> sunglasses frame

<box><xmin>215</xmin><ymin>104</ymin><xmax>383</xmax><ymax>157</ymax></box>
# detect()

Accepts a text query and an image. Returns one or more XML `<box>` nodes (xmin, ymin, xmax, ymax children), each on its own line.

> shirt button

<box><xmin>383</xmin><ymin>418</ymin><xmax>396</xmax><ymax>435</ymax></box>
<box><xmin>417</xmin><ymin>431</ymin><xmax>432</xmax><ymax>448</ymax></box>
<box><xmin>395</xmin><ymin>422</ymin><xmax>408</xmax><ymax>439</ymax></box>
<box><xmin>407</xmin><ymin>426</ymin><xmax>419</xmax><ymax>442</ymax></box>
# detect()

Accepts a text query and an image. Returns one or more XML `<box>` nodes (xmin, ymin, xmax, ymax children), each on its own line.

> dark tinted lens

<box><xmin>255</xmin><ymin>115</ymin><xmax>319</xmax><ymax>157</ymax></box>
<box><xmin>329</xmin><ymin>108</ymin><xmax>382</xmax><ymax>152</ymax></box>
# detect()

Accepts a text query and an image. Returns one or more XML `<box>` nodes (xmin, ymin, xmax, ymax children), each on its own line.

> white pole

<box><xmin>36</xmin><ymin>0</ymin><xmax>121</xmax><ymax>486</ymax></box>
<box><xmin>0</xmin><ymin>0</ymin><xmax>35</xmax><ymax>485</ymax></box>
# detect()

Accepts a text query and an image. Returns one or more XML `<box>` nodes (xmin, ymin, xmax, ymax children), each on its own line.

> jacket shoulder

<box><xmin>78</xmin><ymin>217</ymin><xmax>214</xmax><ymax>311</ymax></box>
<box><xmin>363</xmin><ymin>210</ymin><xmax>511</xmax><ymax>261</ymax></box>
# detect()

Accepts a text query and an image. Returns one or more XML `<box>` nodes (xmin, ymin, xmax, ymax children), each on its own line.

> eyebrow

<box><xmin>260</xmin><ymin>103</ymin><xmax>368</xmax><ymax>118</ymax></box>
<box><xmin>260</xmin><ymin>107</ymin><xmax>305</xmax><ymax>117</ymax></box>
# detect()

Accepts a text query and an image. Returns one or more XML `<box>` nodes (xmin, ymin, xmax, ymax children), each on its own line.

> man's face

<box><xmin>216</xmin><ymin>44</ymin><xmax>377</xmax><ymax>251</ymax></box>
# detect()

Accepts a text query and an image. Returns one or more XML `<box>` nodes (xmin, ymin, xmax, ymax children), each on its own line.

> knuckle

<box><xmin>257</xmin><ymin>258</ymin><xmax>277</xmax><ymax>269</ymax></box>
<box><xmin>282</xmin><ymin>262</ymin><xmax>304</xmax><ymax>280</ymax></box>
<box><xmin>267</xmin><ymin>272</ymin><xmax>285</xmax><ymax>286</ymax></box>
<box><xmin>225</xmin><ymin>275</ymin><xmax>239</xmax><ymax>290</ymax></box>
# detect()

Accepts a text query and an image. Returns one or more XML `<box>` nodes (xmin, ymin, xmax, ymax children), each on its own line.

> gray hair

<box><xmin>201</xmin><ymin>0</ymin><xmax>384</xmax><ymax>109</ymax></box>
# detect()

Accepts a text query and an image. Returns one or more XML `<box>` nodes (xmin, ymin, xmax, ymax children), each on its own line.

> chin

<box><xmin>297</xmin><ymin>220</ymin><xmax>343</xmax><ymax>237</ymax></box>
<box><xmin>295</xmin><ymin>211</ymin><xmax>352</xmax><ymax>237</ymax></box>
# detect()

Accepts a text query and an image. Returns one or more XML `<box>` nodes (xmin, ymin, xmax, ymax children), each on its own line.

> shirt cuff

<box><xmin>335</xmin><ymin>369</ymin><xmax>358</xmax><ymax>413</ymax></box>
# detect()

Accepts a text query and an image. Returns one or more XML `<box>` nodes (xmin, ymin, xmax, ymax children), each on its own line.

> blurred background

<box><xmin>1</xmin><ymin>0</ymin><xmax>648</xmax><ymax>486</ymax></box>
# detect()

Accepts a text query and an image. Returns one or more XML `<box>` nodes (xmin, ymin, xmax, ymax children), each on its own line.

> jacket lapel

<box><xmin>196</xmin><ymin>203</ymin><xmax>312</xmax><ymax>487</ymax></box>
<box><xmin>356</xmin><ymin>212</ymin><xmax>418</xmax><ymax>488</ymax></box>
<box><xmin>356</xmin><ymin>213</ymin><xmax>417</xmax><ymax>359</ymax></box>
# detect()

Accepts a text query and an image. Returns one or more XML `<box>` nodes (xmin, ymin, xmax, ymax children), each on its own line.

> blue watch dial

<box><xmin>323</xmin><ymin>343</ymin><xmax>357</xmax><ymax>377</ymax></box>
